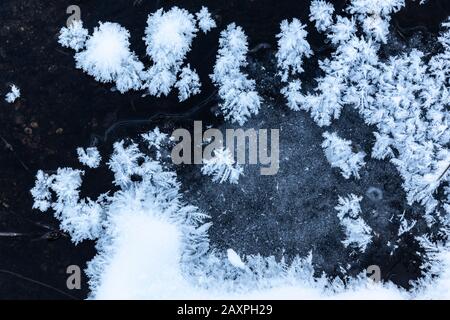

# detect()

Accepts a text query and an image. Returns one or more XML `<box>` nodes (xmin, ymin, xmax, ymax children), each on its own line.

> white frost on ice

<box><xmin>211</xmin><ymin>23</ymin><xmax>261</xmax><ymax>125</ymax></box>
<box><xmin>58</xmin><ymin>20</ymin><xmax>88</xmax><ymax>52</ymax></box>
<box><xmin>75</xmin><ymin>22</ymin><xmax>145</xmax><ymax>93</ymax></box>
<box><xmin>226</xmin><ymin>249</ymin><xmax>247</xmax><ymax>270</ymax></box>
<box><xmin>201</xmin><ymin>147</ymin><xmax>243</xmax><ymax>184</ymax></box>
<box><xmin>30</xmin><ymin>132</ymin><xmax>450</xmax><ymax>299</ymax></box>
<box><xmin>142</xmin><ymin>7</ymin><xmax>198</xmax><ymax>97</ymax></box>
<box><xmin>335</xmin><ymin>194</ymin><xmax>372</xmax><ymax>252</ymax></box>
<box><xmin>196</xmin><ymin>6</ymin><xmax>216</xmax><ymax>33</ymax></box>
<box><xmin>276</xmin><ymin>18</ymin><xmax>312</xmax><ymax>82</ymax></box>
<box><xmin>77</xmin><ymin>147</ymin><xmax>101</xmax><ymax>168</ymax></box>
<box><xmin>174</xmin><ymin>64</ymin><xmax>201</xmax><ymax>102</ymax></box>
<box><xmin>309</xmin><ymin>0</ymin><xmax>334</xmax><ymax>32</ymax></box>
<box><xmin>5</xmin><ymin>84</ymin><xmax>20</xmax><ymax>103</ymax></box>
<box><xmin>58</xmin><ymin>6</ymin><xmax>218</xmax><ymax>100</ymax></box>
<box><xmin>30</xmin><ymin>168</ymin><xmax>103</xmax><ymax>244</ymax></box>
<box><xmin>322</xmin><ymin>132</ymin><xmax>366</xmax><ymax>179</ymax></box>
<box><xmin>36</xmin><ymin>2</ymin><xmax>450</xmax><ymax>300</ymax></box>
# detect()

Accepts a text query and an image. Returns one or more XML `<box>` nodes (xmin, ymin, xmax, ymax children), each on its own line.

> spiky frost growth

<box><xmin>32</xmin><ymin>137</ymin><xmax>211</xmax><ymax>298</ymax></box>
<box><xmin>347</xmin><ymin>0</ymin><xmax>405</xmax><ymax>43</ymax></box>
<box><xmin>327</xmin><ymin>16</ymin><xmax>356</xmax><ymax>45</ymax></box>
<box><xmin>347</xmin><ymin>0</ymin><xmax>405</xmax><ymax>17</ymax></box>
<box><xmin>394</xmin><ymin>149</ymin><xmax>450</xmax><ymax>215</ymax></box>
<box><xmin>335</xmin><ymin>194</ymin><xmax>372</xmax><ymax>252</ymax></box>
<box><xmin>210</xmin><ymin>23</ymin><xmax>261</xmax><ymax>125</ymax></box>
<box><xmin>397</xmin><ymin>214</ymin><xmax>417</xmax><ymax>236</ymax></box>
<box><xmin>367</xmin><ymin>47</ymin><xmax>450</xmax><ymax>215</ymax></box>
<box><xmin>371</xmin><ymin>132</ymin><xmax>394</xmax><ymax>160</ymax></box>
<box><xmin>30</xmin><ymin>168</ymin><xmax>103</xmax><ymax>244</ymax></box>
<box><xmin>335</xmin><ymin>194</ymin><xmax>363</xmax><ymax>219</ymax></box>
<box><xmin>141</xmin><ymin>127</ymin><xmax>170</xmax><ymax>160</ymax></box>
<box><xmin>196</xmin><ymin>6</ymin><xmax>216</xmax><ymax>33</ymax></box>
<box><xmin>85</xmin><ymin>140</ymin><xmax>211</xmax><ymax>297</ymax></box>
<box><xmin>75</xmin><ymin>22</ymin><xmax>145</xmax><ymax>93</ymax></box>
<box><xmin>276</xmin><ymin>19</ymin><xmax>313</xmax><ymax>82</ymax></box>
<box><xmin>341</xmin><ymin>216</ymin><xmax>372</xmax><ymax>252</ymax></box>
<box><xmin>201</xmin><ymin>147</ymin><xmax>243</xmax><ymax>184</ymax></box>
<box><xmin>141</xmin><ymin>127</ymin><xmax>169</xmax><ymax>151</ymax></box>
<box><xmin>280</xmin><ymin>80</ymin><xmax>304</xmax><ymax>111</ymax></box>
<box><xmin>174</xmin><ymin>65</ymin><xmax>201</xmax><ymax>101</ymax></box>
<box><xmin>58</xmin><ymin>7</ymin><xmax>216</xmax><ymax>99</ymax></box>
<box><xmin>58</xmin><ymin>20</ymin><xmax>88</xmax><ymax>51</ymax></box>
<box><xmin>309</xmin><ymin>1</ymin><xmax>335</xmax><ymax>32</ymax></box>
<box><xmin>275</xmin><ymin>18</ymin><xmax>312</xmax><ymax>111</ymax></box>
<box><xmin>30</xmin><ymin>170</ymin><xmax>53</xmax><ymax>212</ymax></box>
<box><xmin>185</xmin><ymin>251</ymin><xmax>322</xmax><ymax>296</ymax></box>
<box><xmin>429</xmin><ymin>18</ymin><xmax>450</xmax><ymax>86</ymax></box>
<box><xmin>4</xmin><ymin>84</ymin><xmax>20</xmax><ymax>103</ymax></box>
<box><xmin>300</xmin><ymin>36</ymin><xmax>379</xmax><ymax>127</ymax></box>
<box><xmin>322</xmin><ymin>132</ymin><xmax>366</xmax><ymax>179</ymax></box>
<box><xmin>77</xmin><ymin>147</ymin><xmax>101</xmax><ymax>168</ymax></box>
<box><xmin>412</xmin><ymin>233</ymin><xmax>450</xmax><ymax>299</ymax></box>
<box><xmin>142</xmin><ymin>7</ymin><xmax>198</xmax><ymax>97</ymax></box>
<box><xmin>302</xmin><ymin>73</ymin><xmax>345</xmax><ymax>126</ymax></box>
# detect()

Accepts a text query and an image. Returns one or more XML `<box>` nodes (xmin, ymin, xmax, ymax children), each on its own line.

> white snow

<box><xmin>93</xmin><ymin>211</ymin><xmax>191</xmax><ymax>299</ymax></box>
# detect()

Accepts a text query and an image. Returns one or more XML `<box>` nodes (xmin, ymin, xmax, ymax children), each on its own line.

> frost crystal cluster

<box><xmin>174</xmin><ymin>64</ymin><xmax>201</xmax><ymax>102</ymax></box>
<box><xmin>31</xmin><ymin>131</ymin><xmax>212</xmax><ymax>297</ymax></box>
<box><xmin>143</xmin><ymin>7</ymin><xmax>199</xmax><ymax>98</ymax></box>
<box><xmin>30</xmin><ymin>168</ymin><xmax>103</xmax><ymax>244</ymax></box>
<box><xmin>32</xmin><ymin>131</ymin><xmax>407</xmax><ymax>299</ymax></box>
<box><xmin>141</xmin><ymin>127</ymin><xmax>167</xmax><ymax>148</ymax></box>
<box><xmin>282</xmin><ymin>0</ymin><xmax>450</xmax><ymax>292</ymax></box>
<box><xmin>201</xmin><ymin>147</ymin><xmax>243</xmax><ymax>184</ymax></box>
<box><xmin>284</xmin><ymin>0</ymin><xmax>405</xmax><ymax>126</ymax></box>
<box><xmin>321</xmin><ymin>132</ymin><xmax>366</xmax><ymax>179</ymax></box>
<box><xmin>58</xmin><ymin>7</ymin><xmax>216</xmax><ymax>100</ymax></box>
<box><xmin>211</xmin><ymin>23</ymin><xmax>262</xmax><ymax>125</ymax></box>
<box><xmin>58</xmin><ymin>20</ymin><xmax>88</xmax><ymax>52</ymax></box>
<box><xmin>77</xmin><ymin>147</ymin><xmax>101</xmax><ymax>168</ymax></box>
<box><xmin>196</xmin><ymin>6</ymin><xmax>217</xmax><ymax>33</ymax></box>
<box><xmin>4</xmin><ymin>84</ymin><xmax>20</xmax><ymax>103</ymax></box>
<box><xmin>287</xmin><ymin>0</ymin><xmax>450</xmax><ymax>221</ymax></box>
<box><xmin>335</xmin><ymin>194</ymin><xmax>372</xmax><ymax>252</ymax></box>
<box><xmin>37</xmin><ymin>1</ymin><xmax>450</xmax><ymax>299</ymax></box>
<box><xmin>276</xmin><ymin>18</ymin><xmax>313</xmax><ymax>112</ymax></box>
<box><xmin>309</xmin><ymin>0</ymin><xmax>335</xmax><ymax>32</ymax></box>
<box><xmin>75</xmin><ymin>22</ymin><xmax>145</xmax><ymax>93</ymax></box>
